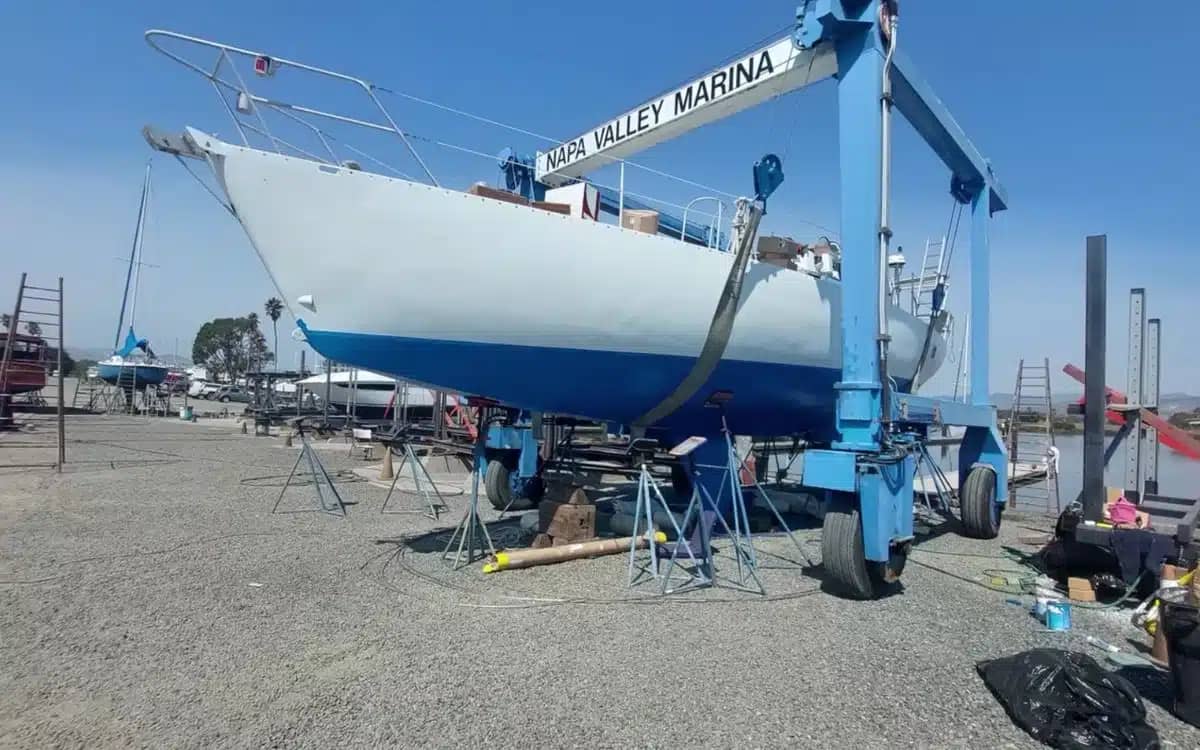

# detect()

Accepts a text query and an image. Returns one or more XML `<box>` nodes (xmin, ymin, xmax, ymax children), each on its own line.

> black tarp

<box><xmin>977</xmin><ymin>648</ymin><xmax>1159</xmax><ymax>749</ymax></box>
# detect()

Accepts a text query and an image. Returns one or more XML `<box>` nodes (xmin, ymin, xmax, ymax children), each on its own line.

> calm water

<box><xmin>773</xmin><ymin>433</ymin><xmax>1200</xmax><ymax>510</ymax></box>
<box><xmin>932</xmin><ymin>433</ymin><xmax>1200</xmax><ymax>508</ymax></box>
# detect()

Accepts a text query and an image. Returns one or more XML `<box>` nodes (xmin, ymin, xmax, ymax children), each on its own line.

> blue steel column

<box><xmin>832</xmin><ymin>17</ymin><xmax>885</xmax><ymax>451</ymax></box>
<box><xmin>969</xmin><ymin>186</ymin><xmax>990</xmax><ymax>406</ymax></box>
<box><xmin>958</xmin><ymin>183</ymin><xmax>1008</xmax><ymax>504</ymax></box>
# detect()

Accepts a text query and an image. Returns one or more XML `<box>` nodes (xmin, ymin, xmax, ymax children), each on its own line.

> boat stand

<box><xmin>627</xmin><ymin>462</ymin><xmax>695</xmax><ymax>588</ymax></box>
<box><xmin>272</xmin><ymin>423</ymin><xmax>347</xmax><ymax>517</ymax></box>
<box><xmin>442</xmin><ymin>416</ymin><xmax>495</xmax><ymax>569</ymax></box>
<box><xmin>658</xmin><ymin>426</ymin><xmax>766</xmax><ymax>595</ymax></box>
<box><xmin>380</xmin><ymin>440</ymin><xmax>447</xmax><ymax>519</ymax></box>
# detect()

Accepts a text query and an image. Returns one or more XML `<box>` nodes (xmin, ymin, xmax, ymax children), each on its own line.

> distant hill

<box><xmin>1161</xmin><ymin>393</ymin><xmax>1200</xmax><ymax>413</ymax></box>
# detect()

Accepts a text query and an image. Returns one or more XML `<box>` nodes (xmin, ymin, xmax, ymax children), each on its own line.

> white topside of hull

<box><xmin>191</xmin><ymin>129</ymin><xmax>947</xmax><ymax>383</ymax></box>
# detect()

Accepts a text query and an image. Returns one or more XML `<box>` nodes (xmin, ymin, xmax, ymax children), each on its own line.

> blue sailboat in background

<box><xmin>98</xmin><ymin>162</ymin><xmax>169</xmax><ymax>389</ymax></box>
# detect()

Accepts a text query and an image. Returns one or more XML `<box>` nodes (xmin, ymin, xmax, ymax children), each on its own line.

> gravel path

<box><xmin>2</xmin><ymin>414</ymin><xmax>1197</xmax><ymax>748</ymax></box>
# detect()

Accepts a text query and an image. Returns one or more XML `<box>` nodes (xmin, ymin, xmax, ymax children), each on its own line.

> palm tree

<box><xmin>25</xmin><ymin>321</ymin><xmax>42</xmax><ymax>337</ymax></box>
<box><xmin>264</xmin><ymin>297</ymin><xmax>283</xmax><ymax>370</ymax></box>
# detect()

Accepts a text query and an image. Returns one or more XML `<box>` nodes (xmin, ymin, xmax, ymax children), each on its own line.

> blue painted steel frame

<box><xmin>797</xmin><ymin>0</ymin><xmax>1009</xmax><ymax>560</ymax></box>
<box><xmin>485</xmin><ymin>411</ymin><xmax>540</xmax><ymax>479</ymax></box>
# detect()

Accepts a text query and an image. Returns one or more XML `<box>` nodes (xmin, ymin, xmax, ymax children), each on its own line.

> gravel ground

<box><xmin>2</xmin><ymin>413</ymin><xmax>1198</xmax><ymax>748</ymax></box>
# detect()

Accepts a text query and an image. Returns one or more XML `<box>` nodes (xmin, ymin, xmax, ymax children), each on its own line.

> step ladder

<box><xmin>1006</xmin><ymin>358</ymin><xmax>1061</xmax><ymax>514</ymax></box>
<box><xmin>0</xmin><ymin>273</ymin><xmax>66</xmax><ymax>469</ymax></box>
<box><xmin>912</xmin><ymin>236</ymin><xmax>947</xmax><ymax>320</ymax></box>
<box><xmin>73</xmin><ymin>376</ymin><xmax>104</xmax><ymax>410</ymax></box>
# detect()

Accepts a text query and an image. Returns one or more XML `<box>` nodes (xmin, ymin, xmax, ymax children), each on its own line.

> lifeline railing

<box><xmin>145</xmin><ymin>29</ymin><xmax>732</xmax><ymax>239</ymax></box>
<box><xmin>145</xmin><ymin>29</ymin><xmax>436</xmax><ymax>184</ymax></box>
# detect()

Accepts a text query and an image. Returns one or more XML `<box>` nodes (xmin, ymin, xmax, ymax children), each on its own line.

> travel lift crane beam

<box><xmin>532</xmin><ymin>1</ymin><xmax>1009</xmax><ymax>598</ymax></box>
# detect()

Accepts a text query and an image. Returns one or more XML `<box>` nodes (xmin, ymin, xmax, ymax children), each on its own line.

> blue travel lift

<box><xmin>480</xmin><ymin>408</ymin><xmax>545</xmax><ymax>511</ymax></box>
<box><xmin>795</xmin><ymin>0</ymin><xmax>1008</xmax><ymax>597</ymax></box>
<box><xmin>497</xmin><ymin>1</ymin><xmax>1009</xmax><ymax>598</ymax></box>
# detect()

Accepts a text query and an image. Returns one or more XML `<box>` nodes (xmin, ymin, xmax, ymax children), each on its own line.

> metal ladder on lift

<box><xmin>1006</xmin><ymin>358</ymin><xmax>1061</xmax><ymax>514</ymax></box>
<box><xmin>0</xmin><ymin>273</ymin><xmax>66</xmax><ymax>468</ymax></box>
<box><xmin>912</xmin><ymin>236</ymin><xmax>947</xmax><ymax>320</ymax></box>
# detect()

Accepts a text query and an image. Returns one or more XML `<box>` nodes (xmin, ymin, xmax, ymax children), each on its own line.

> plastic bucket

<box><xmin>1162</xmin><ymin>601</ymin><xmax>1200</xmax><ymax>727</ymax></box>
<box><xmin>1045</xmin><ymin>601</ymin><xmax>1072</xmax><ymax>631</ymax></box>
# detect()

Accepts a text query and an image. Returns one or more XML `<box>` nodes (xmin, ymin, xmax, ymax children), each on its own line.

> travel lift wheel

<box><xmin>822</xmin><ymin>496</ymin><xmax>908</xmax><ymax>600</ymax></box>
<box><xmin>484</xmin><ymin>457</ymin><xmax>544</xmax><ymax>511</ymax></box>
<box><xmin>960</xmin><ymin>465</ymin><xmax>1002</xmax><ymax>539</ymax></box>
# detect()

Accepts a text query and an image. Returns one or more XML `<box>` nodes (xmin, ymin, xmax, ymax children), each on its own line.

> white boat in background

<box><xmin>297</xmin><ymin>369</ymin><xmax>440</xmax><ymax>419</ymax></box>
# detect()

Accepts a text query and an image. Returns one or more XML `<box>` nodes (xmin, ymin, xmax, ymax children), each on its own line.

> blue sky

<box><xmin>1</xmin><ymin>1</ymin><xmax>1196</xmax><ymax>396</ymax></box>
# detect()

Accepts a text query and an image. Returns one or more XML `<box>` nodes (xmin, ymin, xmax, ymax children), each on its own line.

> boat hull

<box><xmin>297</xmin><ymin>371</ymin><xmax>438</xmax><ymax>420</ymax></box>
<box><xmin>98</xmin><ymin>362</ymin><xmax>169</xmax><ymax>388</ymax></box>
<box><xmin>196</xmin><ymin>132</ymin><xmax>947</xmax><ymax>440</ymax></box>
<box><xmin>0</xmin><ymin>362</ymin><xmax>47</xmax><ymax>395</ymax></box>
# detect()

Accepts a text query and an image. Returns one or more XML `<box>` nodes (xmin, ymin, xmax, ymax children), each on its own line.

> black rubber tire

<box><xmin>485</xmin><ymin>457</ymin><xmax>540</xmax><ymax>511</ymax></box>
<box><xmin>670</xmin><ymin>464</ymin><xmax>692</xmax><ymax>499</ymax></box>
<box><xmin>219</xmin><ymin>396</ymin><xmax>230</xmax><ymax>403</ymax></box>
<box><xmin>960</xmin><ymin>465</ymin><xmax>1001</xmax><ymax>539</ymax></box>
<box><xmin>522</xmin><ymin>475</ymin><xmax>546</xmax><ymax>506</ymax></box>
<box><xmin>484</xmin><ymin>458</ymin><xmax>512</xmax><ymax>510</ymax></box>
<box><xmin>822</xmin><ymin>500</ymin><xmax>878</xmax><ymax>600</ymax></box>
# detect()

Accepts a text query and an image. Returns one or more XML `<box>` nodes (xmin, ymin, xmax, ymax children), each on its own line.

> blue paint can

<box><xmin>1045</xmin><ymin>601</ymin><xmax>1072</xmax><ymax>631</ymax></box>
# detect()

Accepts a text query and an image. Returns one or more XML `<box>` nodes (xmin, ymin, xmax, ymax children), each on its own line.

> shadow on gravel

<box><xmin>386</xmin><ymin>517</ymin><xmax>527</xmax><ymax>555</ymax></box>
<box><xmin>1115</xmin><ymin>665</ymin><xmax>1176</xmax><ymax>715</ymax></box>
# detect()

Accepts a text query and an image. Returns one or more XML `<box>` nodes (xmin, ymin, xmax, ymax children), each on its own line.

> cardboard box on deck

<box><xmin>757</xmin><ymin>235</ymin><xmax>801</xmax><ymax>270</ymax></box>
<box><xmin>467</xmin><ymin>182</ymin><xmax>530</xmax><ymax>206</ymax></box>
<box><xmin>531</xmin><ymin>201</ymin><xmax>572</xmax><ymax>215</ymax></box>
<box><xmin>621</xmin><ymin>209</ymin><xmax>659</xmax><ymax>235</ymax></box>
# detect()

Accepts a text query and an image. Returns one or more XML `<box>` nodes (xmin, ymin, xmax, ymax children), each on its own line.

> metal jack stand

<box><xmin>627</xmin><ymin>460</ymin><xmax>694</xmax><ymax>588</ymax></box>
<box><xmin>272</xmin><ymin>422</ymin><xmax>347</xmax><ymax>517</ymax></box>
<box><xmin>658</xmin><ymin>427</ymin><xmax>765</xmax><ymax>595</ymax></box>
<box><xmin>381</xmin><ymin>440</ymin><xmax>447</xmax><ymax>519</ymax></box>
<box><xmin>737</xmin><ymin>456</ymin><xmax>815</xmax><ymax>570</ymax></box>
<box><xmin>442</xmin><ymin>414</ymin><xmax>495</xmax><ymax>569</ymax></box>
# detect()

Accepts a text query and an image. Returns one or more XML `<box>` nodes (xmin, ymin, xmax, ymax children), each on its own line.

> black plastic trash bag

<box><xmin>1162</xmin><ymin>600</ymin><xmax>1200</xmax><ymax>727</ymax></box>
<box><xmin>977</xmin><ymin>648</ymin><xmax>1159</xmax><ymax>749</ymax></box>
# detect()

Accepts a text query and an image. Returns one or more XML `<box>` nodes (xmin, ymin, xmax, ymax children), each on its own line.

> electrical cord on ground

<box><xmin>368</xmin><ymin>533</ymin><xmax>822</xmax><ymax>610</ymax></box>
<box><xmin>240</xmin><ymin>469</ymin><xmax>365</xmax><ymax>487</ymax></box>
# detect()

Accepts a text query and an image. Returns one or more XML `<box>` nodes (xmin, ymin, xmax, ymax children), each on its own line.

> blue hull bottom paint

<box><xmin>98</xmin><ymin>364</ymin><xmax>168</xmax><ymax>388</ymax></box>
<box><xmin>301</xmin><ymin>326</ymin><xmax>913</xmax><ymax>441</ymax></box>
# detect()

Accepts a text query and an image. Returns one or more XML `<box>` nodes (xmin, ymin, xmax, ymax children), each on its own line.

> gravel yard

<box><xmin>2</xmin><ymin>413</ymin><xmax>1197</xmax><ymax>748</ymax></box>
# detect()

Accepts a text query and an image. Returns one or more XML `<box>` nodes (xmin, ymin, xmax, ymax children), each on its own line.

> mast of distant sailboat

<box><xmin>114</xmin><ymin>162</ymin><xmax>152</xmax><ymax>352</ymax></box>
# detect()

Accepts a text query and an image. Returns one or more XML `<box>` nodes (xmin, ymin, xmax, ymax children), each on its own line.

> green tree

<box><xmin>25</xmin><ymin>321</ymin><xmax>41</xmax><ymax>337</ymax></box>
<box><xmin>192</xmin><ymin>314</ymin><xmax>275</xmax><ymax>381</ymax></box>
<box><xmin>0</xmin><ymin>313</ymin><xmax>9</xmax><ymax>331</ymax></box>
<box><xmin>1169</xmin><ymin>409</ymin><xmax>1200</xmax><ymax>429</ymax></box>
<box><xmin>264</xmin><ymin>297</ymin><xmax>284</xmax><ymax>370</ymax></box>
<box><xmin>72</xmin><ymin>358</ymin><xmax>98</xmax><ymax>378</ymax></box>
<box><xmin>44</xmin><ymin>347</ymin><xmax>74</xmax><ymax>376</ymax></box>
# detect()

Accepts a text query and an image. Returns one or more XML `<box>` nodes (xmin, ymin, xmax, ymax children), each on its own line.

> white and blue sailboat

<box><xmin>98</xmin><ymin>163</ymin><xmax>169</xmax><ymax>389</ymax></box>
